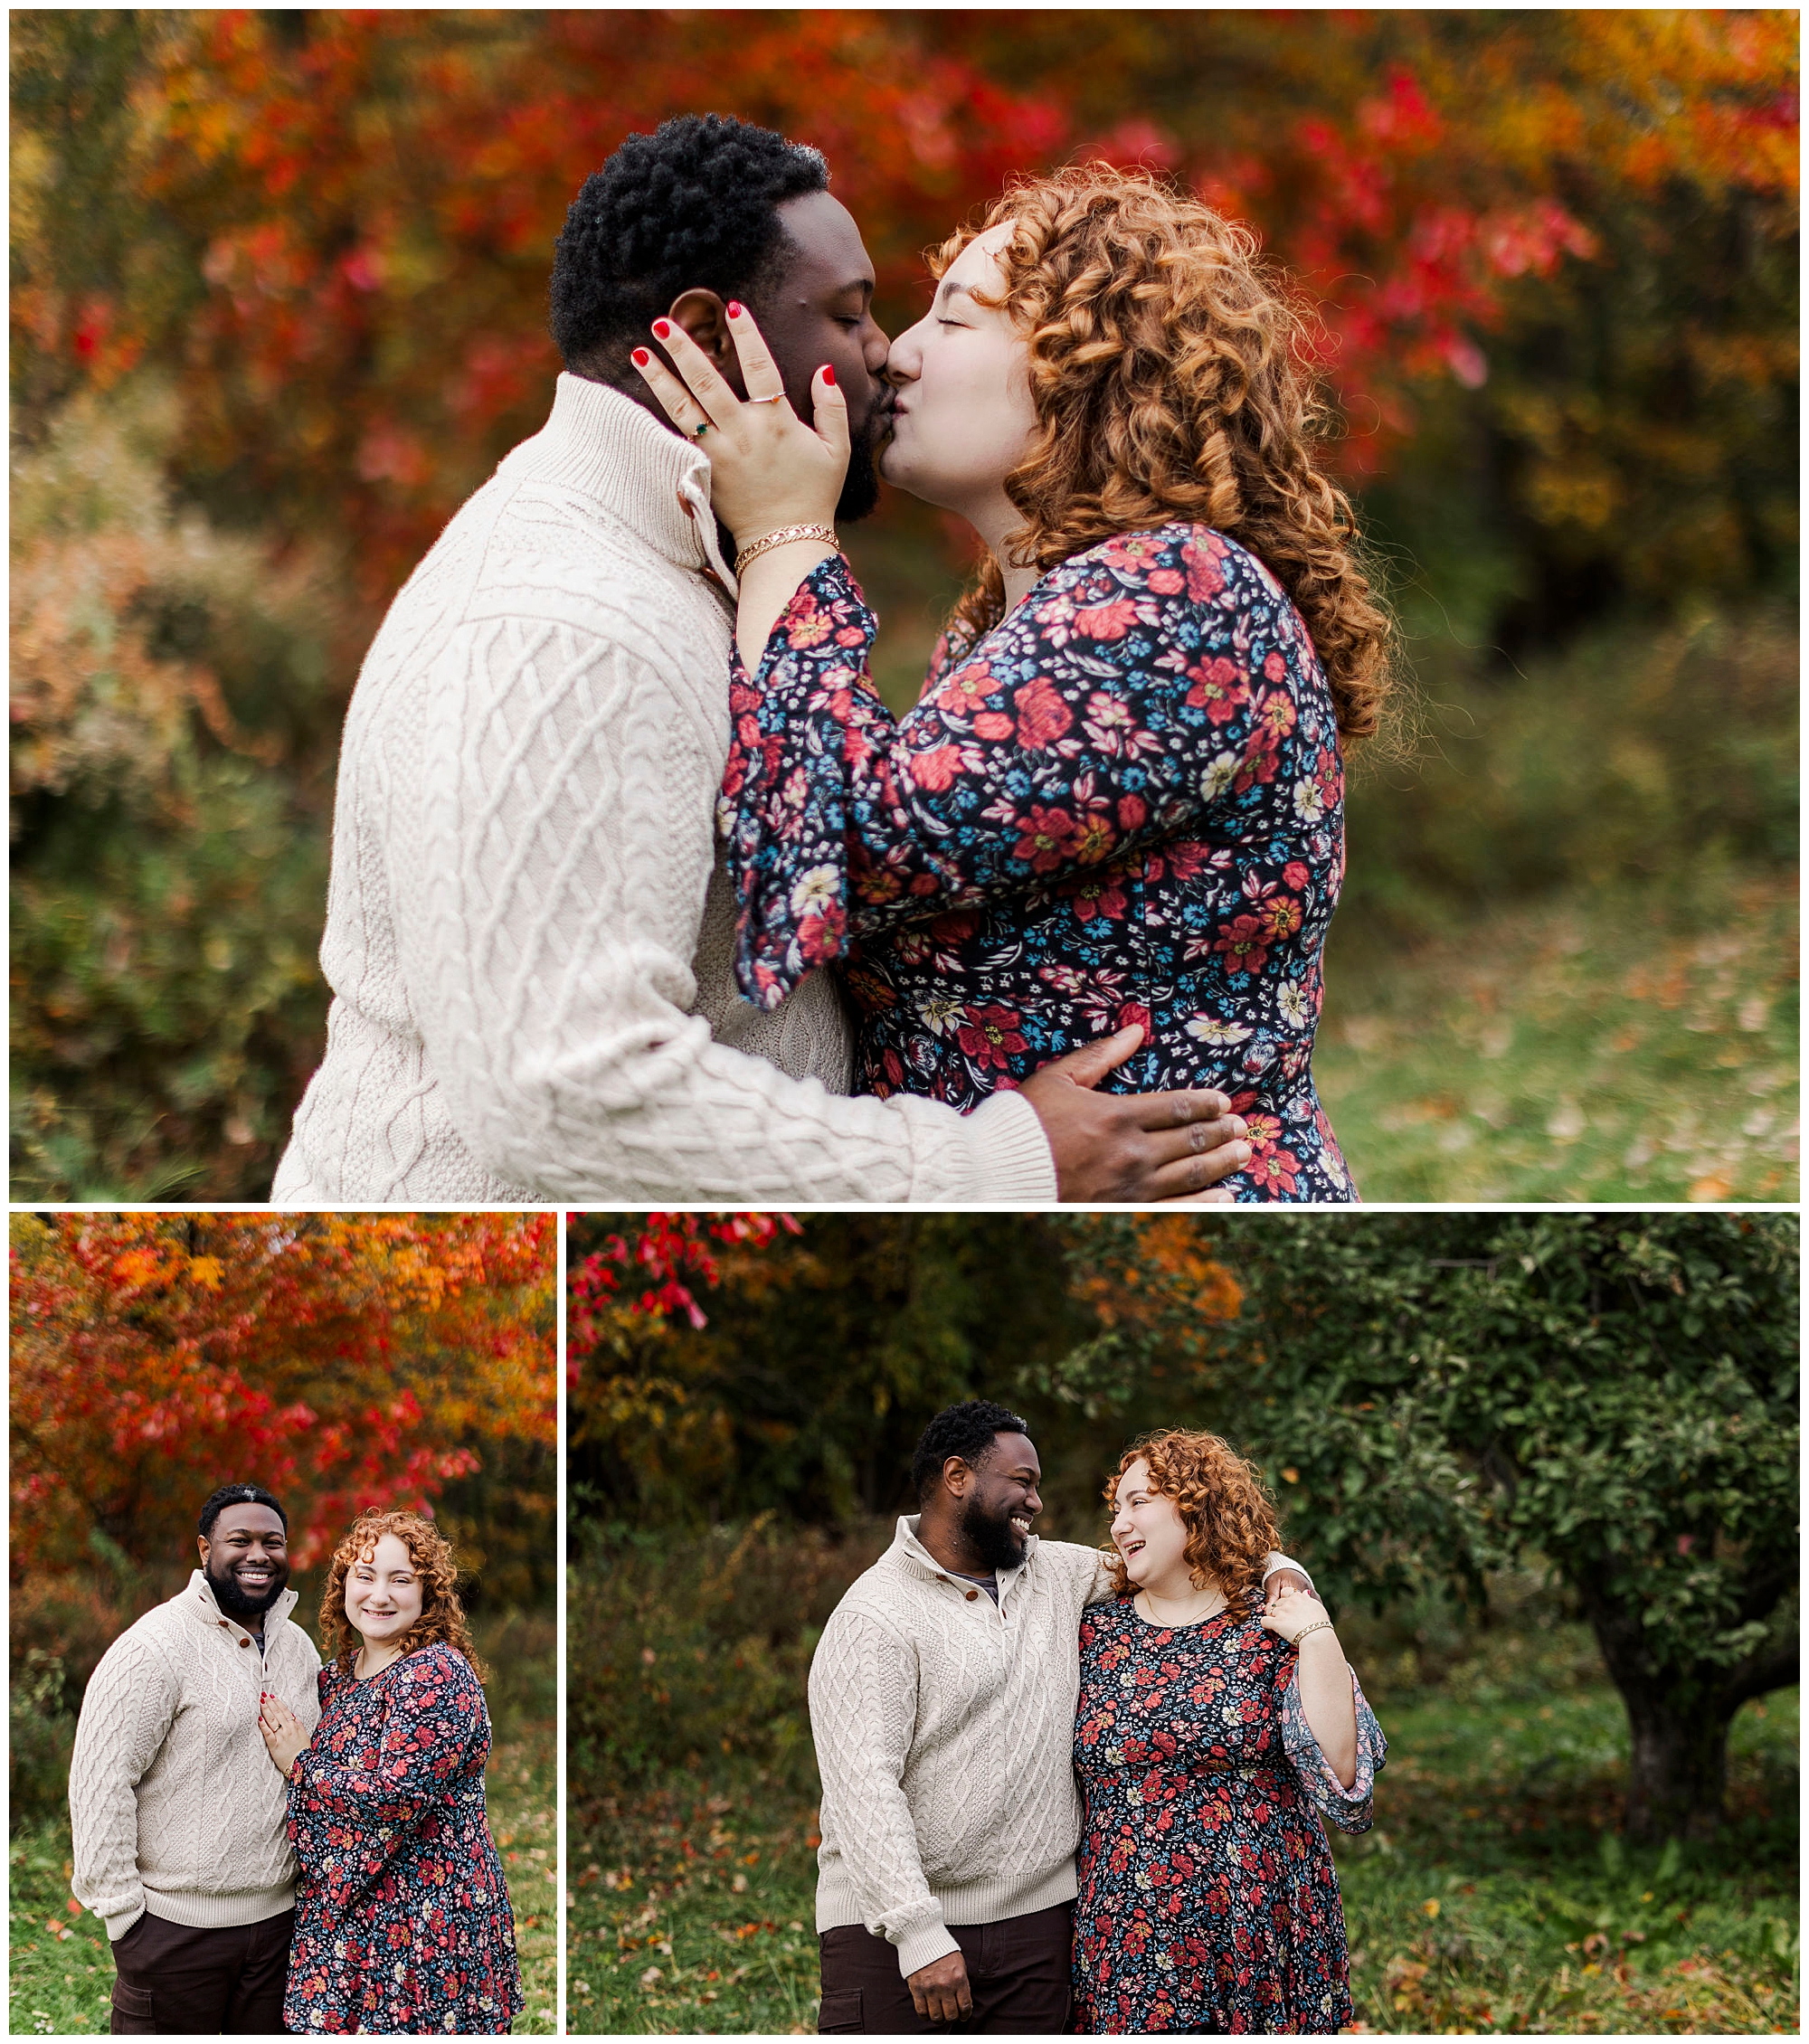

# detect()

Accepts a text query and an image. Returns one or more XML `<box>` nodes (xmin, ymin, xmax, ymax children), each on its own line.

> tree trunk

<box><xmin>1578</xmin><ymin>1586</ymin><xmax>1736</xmax><ymax>1841</ymax></box>
<box><xmin>1617</xmin><ymin>1683</ymin><xmax>1732</xmax><ymax>1842</ymax></box>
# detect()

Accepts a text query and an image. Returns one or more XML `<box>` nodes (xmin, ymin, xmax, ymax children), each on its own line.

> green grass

<box><xmin>567</xmin><ymin>1792</ymin><xmax>820</xmax><ymax>2035</ymax></box>
<box><xmin>9</xmin><ymin>1615</ymin><xmax>556</xmax><ymax>2036</ymax></box>
<box><xmin>567</xmin><ymin>1622</ymin><xmax>1798</xmax><ymax>2035</ymax></box>
<box><xmin>1316</xmin><ymin>866</ymin><xmax>1798</xmax><ymax>1201</ymax></box>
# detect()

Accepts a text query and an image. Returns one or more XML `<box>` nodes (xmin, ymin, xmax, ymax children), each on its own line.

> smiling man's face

<box><xmin>956</xmin><ymin>1431</ymin><xmax>1044</xmax><ymax>1572</ymax></box>
<box><xmin>199</xmin><ymin>1502</ymin><xmax>290</xmax><ymax>1621</ymax></box>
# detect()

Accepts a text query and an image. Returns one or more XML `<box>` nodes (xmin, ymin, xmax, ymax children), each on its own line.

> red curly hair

<box><xmin>932</xmin><ymin>163</ymin><xmax>1396</xmax><ymax>744</ymax></box>
<box><xmin>317</xmin><ymin>1509</ymin><xmax>484</xmax><ymax>1678</ymax></box>
<box><xmin>1103</xmin><ymin>1429</ymin><xmax>1283</xmax><ymax>1613</ymax></box>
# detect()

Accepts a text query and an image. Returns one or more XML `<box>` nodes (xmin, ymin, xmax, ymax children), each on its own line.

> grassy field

<box><xmin>1316</xmin><ymin>866</ymin><xmax>1798</xmax><ymax>1202</ymax></box>
<box><xmin>567</xmin><ymin>1616</ymin><xmax>1798</xmax><ymax>2036</ymax></box>
<box><xmin>7</xmin><ymin>1615</ymin><xmax>555</xmax><ymax>2037</ymax></box>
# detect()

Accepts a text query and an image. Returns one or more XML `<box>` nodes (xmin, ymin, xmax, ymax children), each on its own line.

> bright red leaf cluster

<box><xmin>567</xmin><ymin>1212</ymin><xmax>800</xmax><ymax>1387</ymax></box>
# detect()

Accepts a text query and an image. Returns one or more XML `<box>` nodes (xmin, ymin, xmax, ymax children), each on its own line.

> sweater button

<box><xmin>964</xmin><ymin>1589</ymin><xmax>979</xmax><ymax>1601</ymax></box>
<box><xmin>238</xmin><ymin>1637</ymin><xmax>251</xmax><ymax>1648</ymax></box>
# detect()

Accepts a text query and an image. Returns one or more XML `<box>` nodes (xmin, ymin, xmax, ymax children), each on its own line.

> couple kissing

<box><xmin>68</xmin><ymin>1484</ymin><xmax>522</xmax><ymax>2034</ymax></box>
<box><xmin>809</xmin><ymin>1402</ymin><xmax>1387</xmax><ymax>2033</ymax></box>
<box><xmin>274</xmin><ymin>109</ymin><xmax>1388</xmax><ymax>1209</ymax></box>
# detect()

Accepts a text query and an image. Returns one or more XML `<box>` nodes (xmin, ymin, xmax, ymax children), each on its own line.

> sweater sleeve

<box><xmin>721</xmin><ymin>531</ymin><xmax>1319</xmax><ymax>1010</ymax></box>
<box><xmin>808</xmin><ymin>1610</ymin><xmax>959</xmax><ymax>1980</ymax></box>
<box><xmin>391</xmin><ymin>602</ymin><xmax>1054</xmax><ymax>1202</ymax></box>
<box><xmin>69</xmin><ymin>1632</ymin><xmax>180</xmax><ymax>1940</ymax></box>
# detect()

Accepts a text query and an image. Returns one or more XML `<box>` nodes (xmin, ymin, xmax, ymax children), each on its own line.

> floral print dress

<box><xmin>1072</xmin><ymin>1598</ymin><xmax>1385</xmax><ymax>2035</ymax></box>
<box><xmin>719</xmin><ymin>521</ymin><xmax>1356</xmax><ymax>1201</ymax></box>
<box><xmin>284</xmin><ymin>1644</ymin><xmax>525</xmax><ymax>2035</ymax></box>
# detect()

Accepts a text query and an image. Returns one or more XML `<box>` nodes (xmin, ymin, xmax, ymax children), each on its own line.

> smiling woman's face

<box><xmin>879</xmin><ymin>222</ymin><xmax>1038</xmax><ymax>518</ymax></box>
<box><xmin>1111</xmin><ymin>1457</ymin><xmax>1192</xmax><ymax>1589</ymax></box>
<box><xmin>344</xmin><ymin>1532</ymin><xmax>425</xmax><ymax>1647</ymax></box>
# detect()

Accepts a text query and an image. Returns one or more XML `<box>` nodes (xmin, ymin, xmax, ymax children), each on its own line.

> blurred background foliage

<box><xmin>565</xmin><ymin>1210</ymin><xmax>1799</xmax><ymax>2032</ymax></box>
<box><xmin>10</xmin><ymin>10</ymin><xmax>1798</xmax><ymax>1199</ymax></box>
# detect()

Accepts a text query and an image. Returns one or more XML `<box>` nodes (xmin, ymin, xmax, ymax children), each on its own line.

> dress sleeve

<box><xmin>719</xmin><ymin>528</ymin><xmax>1314</xmax><ymax>1011</ymax></box>
<box><xmin>1279</xmin><ymin>1658</ymin><xmax>1387</xmax><ymax>1833</ymax></box>
<box><xmin>289</xmin><ymin>1650</ymin><xmax>489</xmax><ymax>1847</ymax></box>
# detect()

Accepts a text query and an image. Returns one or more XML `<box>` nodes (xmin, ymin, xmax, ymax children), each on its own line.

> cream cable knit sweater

<box><xmin>272</xmin><ymin>374</ymin><xmax>1056</xmax><ymax>1204</ymax></box>
<box><xmin>69</xmin><ymin>1572</ymin><xmax>322</xmax><ymax>1940</ymax></box>
<box><xmin>809</xmin><ymin>1517</ymin><xmax>1312</xmax><ymax>1977</ymax></box>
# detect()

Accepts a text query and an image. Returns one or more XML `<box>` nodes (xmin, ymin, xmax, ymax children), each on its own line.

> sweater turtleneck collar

<box><xmin>894</xmin><ymin>1512</ymin><xmax>1038</xmax><ymax>1585</ymax></box>
<box><xmin>515</xmin><ymin>372</ymin><xmax>737</xmax><ymax>593</ymax></box>
<box><xmin>187</xmin><ymin>1566</ymin><xmax>298</xmax><ymax>1640</ymax></box>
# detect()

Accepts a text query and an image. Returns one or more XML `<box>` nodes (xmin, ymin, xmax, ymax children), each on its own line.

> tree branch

<box><xmin>1722</xmin><ymin>1638</ymin><xmax>1799</xmax><ymax>1713</ymax></box>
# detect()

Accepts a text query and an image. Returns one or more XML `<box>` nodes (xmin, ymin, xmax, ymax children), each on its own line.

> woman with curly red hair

<box><xmin>1070</xmin><ymin>1430</ymin><xmax>1386</xmax><ymax>2032</ymax></box>
<box><xmin>255</xmin><ymin>1511</ymin><xmax>524</xmax><ymax>2034</ymax></box>
<box><xmin>635</xmin><ymin>162</ymin><xmax>1395</xmax><ymax>1202</ymax></box>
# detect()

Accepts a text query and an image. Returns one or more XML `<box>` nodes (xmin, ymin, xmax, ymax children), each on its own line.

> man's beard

<box><xmin>206</xmin><ymin>1555</ymin><xmax>288</xmax><ymax>1621</ymax></box>
<box><xmin>835</xmin><ymin>400</ymin><xmax>888</xmax><ymax>523</ymax></box>
<box><xmin>960</xmin><ymin>1491</ymin><xmax>1030</xmax><ymax>1574</ymax></box>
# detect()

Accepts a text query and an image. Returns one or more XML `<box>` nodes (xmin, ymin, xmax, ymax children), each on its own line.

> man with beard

<box><xmin>808</xmin><ymin>1402</ymin><xmax>1312</xmax><ymax>2032</ymax></box>
<box><xmin>273</xmin><ymin>112</ymin><xmax>1253</xmax><ymax>1207</ymax></box>
<box><xmin>69</xmin><ymin>1484</ymin><xmax>322</xmax><ymax>2033</ymax></box>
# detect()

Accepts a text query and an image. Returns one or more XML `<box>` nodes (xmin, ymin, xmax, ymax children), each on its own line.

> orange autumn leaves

<box><xmin>10</xmin><ymin>1212</ymin><xmax>554</xmax><ymax>1574</ymax></box>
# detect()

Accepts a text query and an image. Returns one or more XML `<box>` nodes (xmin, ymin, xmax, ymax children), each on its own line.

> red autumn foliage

<box><xmin>9</xmin><ymin>1213</ymin><xmax>555</xmax><ymax>1576</ymax></box>
<box><xmin>567</xmin><ymin>1212</ymin><xmax>800</xmax><ymax>1389</ymax></box>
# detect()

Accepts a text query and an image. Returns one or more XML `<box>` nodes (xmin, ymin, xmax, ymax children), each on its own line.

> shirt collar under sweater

<box><xmin>511</xmin><ymin>372</ymin><xmax>739</xmax><ymax>595</ymax></box>
<box><xmin>185</xmin><ymin>1566</ymin><xmax>300</xmax><ymax>1658</ymax></box>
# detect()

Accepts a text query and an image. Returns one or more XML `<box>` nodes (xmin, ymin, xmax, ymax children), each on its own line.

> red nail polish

<box><xmin>821</xmin><ymin>364</ymin><xmax>836</xmax><ymax>386</ymax></box>
<box><xmin>652</xmin><ymin>319</ymin><xmax>671</xmax><ymax>339</ymax></box>
<box><xmin>727</xmin><ymin>301</ymin><xmax>744</xmax><ymax>318</ymax></box>
<box><xmin>631</xmin><ymin>348</ymin><xmax>649</xmax><ymax>366</ymax></box>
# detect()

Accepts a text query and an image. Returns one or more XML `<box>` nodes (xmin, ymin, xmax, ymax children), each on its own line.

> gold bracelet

<box><xmin>734</xmin><ymin>523</ymin><xmax>838</xmax><ymax>577</ymax></box>
<box><xmin>1293</xmin><ymin>1619</ymin><xmax>1336</xmax><ymax>1646</ymax></box>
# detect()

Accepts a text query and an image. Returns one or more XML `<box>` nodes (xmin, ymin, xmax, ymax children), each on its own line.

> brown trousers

<box><xmin>109</xmin><ymin>1907</ymin><xmax>295</xmax><ymax>2034</ymax></box>
<box><xmin>819</xmin><ymin>1902</ymin><xmax>1075</xmax><ymax>2035</ymax></box>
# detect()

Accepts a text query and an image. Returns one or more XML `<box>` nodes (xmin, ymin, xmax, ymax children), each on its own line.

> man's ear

<box><xmin>197</xmin><ymin>1534</ymin><xmax>210</xmax><ymax>1565</ymax></box>
<box><xmin>666</xmin><ymin>288</ymin><xmax>745</xmax><ymax>395</ymax></box>
<box><xmin>942</xmin><ymin>1454</ymin><xmax>971</xmax><ymax>1500</ymax></box>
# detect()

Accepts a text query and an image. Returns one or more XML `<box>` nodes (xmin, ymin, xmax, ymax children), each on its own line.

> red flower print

<box><xmin>1064</xmin><ymin>873</ymin><xmax>1128</xmax><ymax>923</ymax></box>
<box><xmin>1182</xmin><ymin>534</ymin><xmax>1227</xmax><ymax>601</ymax></box>
<box><xmin>957</xmin><ymin>1002</ymin><xmax>1028</xmax><ymax>1070</ymax></box>
<box><xmin>784</xmin><ymin>598</ymin><xmax>835</xmax><ymax>649</ymax></box>
<box><xmin>1264</xmin><ymin>650</ymin><xmax>1286</xmax><ymax>683</ymax></box>
<box><xmin>934</xmin><ymin>658</ymin><xmax>996</xmax><ymax>715</ymax></box>
<box><xmin>973</xmin><ymin>711</ymin><xmax>1015</xmax><ymax>741</ymax></box>
<box><xmin>1185</xmin><ymin>655</ymin><xmax>1249</xmax><ymax>724</ymax></box>
<box><xmin>1283</xmin><ymin>861</ymin><xmax>1309</xmax><ymax>889</ymax></box>
<box><xmin>1118</xmin><ymin>793</ymin><xmax>1147</xmax><ymax>831</ymax></box>
<box><xmin>1213</xmin><ymin>913</ymin><xmax>1272</xmax><ymax>977</ymax></box>
<box><xmin>1245</xmin><ymin>1146</ymin><xmax>1301</xmax><ymax>1196</ymax></box>
<box><xmin>1075</xmin><ymin>596</ymin><xmax>1140</xmax><ymax>641</ymax></box>
<box><xmin>909</xmin><ymin>745</ymin><xmax>962</xmax><ymax>792</ymax></box>
<box><xmin>1015</xmin><ymin>674</ymin><xmax>1074</xmax><ymax>748</ymax></box>
<box><xmin>1011</xmin><ymin>805</ymin><xmax>1078</xmax><ymax>873</ymax></box>
<box><xmin>930</xmin><ymin>909</ymin><xmax>979</xmax><ymax>944</ymax></box>
<box><xmin>1116</xmin><ymin>1001</ymin><xmax>1151</xmax><ymax>1039</ymax></box>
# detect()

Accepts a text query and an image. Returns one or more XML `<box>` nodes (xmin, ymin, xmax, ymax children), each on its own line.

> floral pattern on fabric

<box><xmin>719</xmin><ymin>522</ymin><xmax>1355</xmax><ymax>1202</ymax></box>
<box><xmin>284</xmin><ymin>1644</ymin><xmax>524</xmax><ymax>2036</ymax></box>
<box><xmin>1071</xmin><ymin>1597</ymin><xmax>1385</xmax><ymax>2035</ymax></box>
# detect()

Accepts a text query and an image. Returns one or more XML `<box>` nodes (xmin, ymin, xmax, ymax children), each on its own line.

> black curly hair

<box><xmin>910</xmin><ymin>1400</ymin><xmax>1031</xmax><ymax>1503</ymax></box>
<box><xmin>550</xmin><ymin>113</ymin><xmax>830</xmax><ymax>382</ymax></box>
<box><xmin>198</xmin><ymin>1482</ymin><xmax>288</xmax><ymax>1538</ymax></box>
